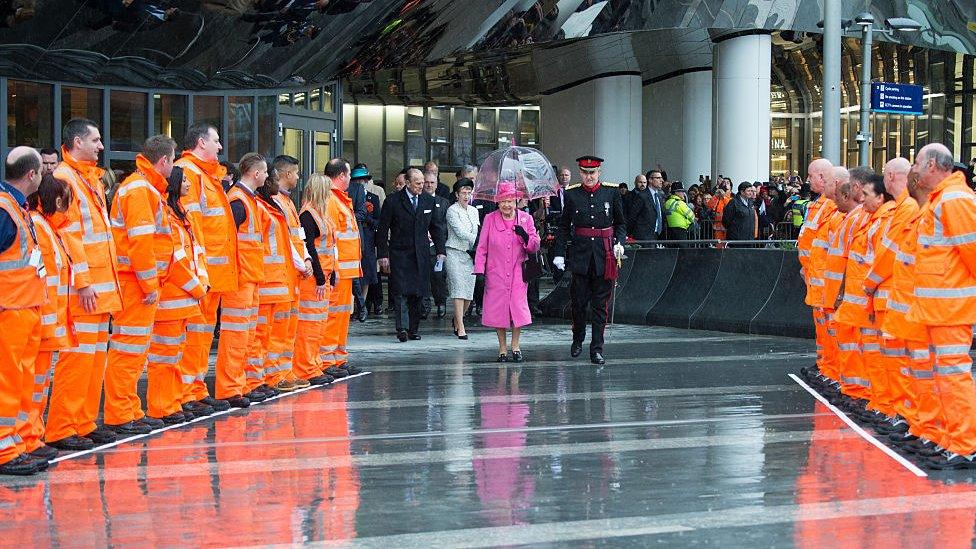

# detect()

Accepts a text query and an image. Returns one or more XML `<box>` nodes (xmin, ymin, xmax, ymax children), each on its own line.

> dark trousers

<box><xmin>473</xmin><ymin>274</ymin><xmax>485</xmax><ymax>309</ymax></box>
<box><xmin>570</xmin><ymin>272</ymin><xmax>613</xmax><ymax>353</ymax></box>
<box><xmin>668</xmin><ymin>227</ymin><xmax>689</xmax><ymax>248</ymax></box>
<box><xmin>395</xmin><ymin>294</ymin><xmax>423</xmax><ymax>335</ymax></box>
<box><xmin>632</xmin><ymin>225</ymin><xmax>656</xmax><ymax>242</ymax></box>
<box><xmin>528</xmin><ymin>277</ymin><xmax>540</xmax><ymax>310</ymax></box>
<box><xmin>545</xmin><ymin>245</ymin><xmax>563</xmax><ymax>284</ymax></box>
<box><xmin>423</xmin><ymin>253</ymin><xmax>447</xmax><ymax>313</ymax></box>
<box><xmin>352</xmin><ymin>278</ymin><xmax>366</xmax><ymax>313</ymax></box>
<box><xmin>365</xmin><ymin>280</ymin><xmax>383</xmax><ymax>312</ymax></box>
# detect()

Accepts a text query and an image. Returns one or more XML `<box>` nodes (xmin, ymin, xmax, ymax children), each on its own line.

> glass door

<box><xmin>279</xmin><ymin>114</ymin><xmax>336</xmax><ymax>205</ymax></box>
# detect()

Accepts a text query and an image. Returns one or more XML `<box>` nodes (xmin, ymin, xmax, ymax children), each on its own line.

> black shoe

<box><xmin>340</xmin><ymin>364</ymin><xmax>362</xmax><ymax>375</ymax></box>
<box><xmin>409</xmin><ymin>333</ymin><xmax>422</xmax><ymax>340</ymax></box>
<box><xmin>137</xmin><ymin>416</ymin><xmax>166</xmax><ymax>430</ymax></box>
<box><xmin>497</xmin><ymin>353</ymin><xmax>509</xmax><ymax>363</ymax></box>
<box><xmin>258</xmin><ymin>384</ymin><xmax>280</xmax><ymax>397</ymax></box>
<box><xmin>357</xmin><ymin>309</ymin><xmax>368</xmax><ymax>322</ymax></box>
<box><xmin>106</xmin><ymin>421</ymin><xmax>152</xmax><ymax>436</ymax></box>
<box><xmin>436</xmin><ymin>306</ymin><xmax>445</xmax><ymax>318</ymax></box>
<box><xmin>591</xmin><ymin>351</ymin><xmax>606</xmax><ymax>365</ymax></box>
<box><xmin>227</xmin><ymin>396</ymin><xmax>251</xmax><ymax>408</ymax></box>
<box><xmin>245</xmin><ymin>390</ymin><xmax>268</xmax><ymax>403</ymax></box>
<box><xmin>308</xmin><ymin>374</ymin><xmax>335</xmax><ymax>386</ymax></box>
<box><xmin>29</xmin><ymin>445</ymin><xmax>58</xmax><ymax>460</ymax></box>
<box><xmin>87</xmin><ymin>427</ymin><xmax>118</xmax><ymax>444</ymax></box>
<box><xmin>46</xmin><ymin>435</ymin><xmax>95</xmax><ymax>452</ymax></box>
<box><xmin>926</xmin><ymin>452</ymin><xmax>976</xmax><ymax>470</ymax></box>
<box><xmin>154</xmin><ymin>412</ymin><xmax>189</xmax><ymax>425</ymax></box>
<box><xmin>183</xmin><ymin>401</ymin><xmax>216</xmax><ymax>418</ymax></box>
<box><xmin>26</xmin><ymin>454</ymin><xmax>50</xmax><ymax>471</ymax></box>
<box><xmin>889</xmin><ymin>431</ymin><xmax>918</xmax><ymax>444</ymax></box>
<box><xmin>325</xmin><ymin>366</ymin><xmax>348</xmax><ymax>378</ymax></box>
<box><xmin>570</xmin><ymin>342</ymin><xmax>583</xmax><ymax>358</ymax></box>
<box><xmin>0</xmin><ymin>454</ymin><xmax>38</xmax><ymax>476</ymax></box>
<box><xmin>420</xmin><ymin>310</ymin><xmax>429</xmax><ymax>320</ymax></box>
<box><xmin>512</xmin><ymin>350</ymin><xmax>523</xmax><ymax>363</ymax></box>
<box><xmin>397</xmin><ymin>331</ymin><xmax>408</xmax><ymax>342</ymax></box>
<box><xmin>201</xmin><ymin>396</ymin><xmax>231</xmax><ymax>412</ymax></box>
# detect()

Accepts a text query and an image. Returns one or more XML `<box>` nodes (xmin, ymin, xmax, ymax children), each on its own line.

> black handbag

<box><xmin>522</xmin><ymin>250</ymin><xmax>544</xmax><ymax>282</ymax></box>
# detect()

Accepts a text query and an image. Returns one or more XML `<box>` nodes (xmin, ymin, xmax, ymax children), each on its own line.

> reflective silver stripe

<box><xmin>257</xmin><ymin>316</ymin><xmax>268</xmax><ymax>324</ymax></box>
<box><xmin>932</xmin><ymin>344</ymin><xmax>972</xmax><ymax>357</ymax></box>
<box><xmin>842</xmin><ymin>294</ymin><xmax>868</xmax><ymax>306</ymax></box>
<box><xmin>53</xmin><ymin>326</ymin><xmax>67</xmax><ymax>337</ymax></box>
<box><xmin>290</xmin><ymin>227</ymin><xmax>304</xmax><ymax>238</ymax></box>
<box><xmin>862</xmin><ymin>343</ymin><xmax>881</xmax><ymax>352</ymax></box>
<box><xmin>860</xmin><ymin>328</ymin><xmax>881</xmax><ymax>336</ymax></box>
<box><xmin>246</xmin><ymin>371</ymin><xmax>264</xmax><ymax>379</ymax></box>
<box><xmin>157</xmin><ymin>260</ymin><xmax>170</xmax><ymax>271</ymax></box>
<box><xmin>247</xmin><ymin>357</ymin><xmax>263</xmax><ymax>366</ymax></box>
<box><xmin>875</xmin><ymin>289</ymin><xmax>889</xmax><ymax>300</ymax></box>
<box><xmin>908</xmin><ymin>367</ymin><xmax>934</xmax><ymax>379</ymax></box>
<box><xmin>329</xmin><ymin>304</ymin><xmax>353</xmax><ymax>313</ymax></box>
<box><xmin>184</xmin><ymin>203</ymin><xmax>202</xmax><ymax>213</ymax></box>
<box><xmin>797</xmin><ymin>249</ymin><xmax>810</xmax><ymax>257</ymax></box>
<box><xmin>202</xmin><ymin>207</ymin><xmax>226</xmax><ymax>217</ymax></box>
<box><xmin>808</xmin><ymin>277</ymin><xmax>824</xmax><ymax>287</ymax></box>
<box><xmin>273</xmin><ymin>311</ymin><xmax>291</xmax><ymax>321</ymax></box>
<box><xmin>915</xmin><ymin>286</ymin><xmax>976</xmax><ymax>298</ymax></box>
<box><xmin>238</xmin><ymin>233</ymin><xmax>262</xmax><ymax>242</ymax></box>
<box><xmin>880</xmin><ymin>348</ymin><xmax>904</xmax><ymax>357</ymax></box>
<box><xmin>158</xmin><ymin>298</ymin><xmax>199</xmax><ymax>310</ymax></box>
<box><xmin>116</xmin><ymin>325</ymin><xmax>152</xmax><ymax>336</ymax></box>
<box><xmin>299</xmin><ymin>299</ymin><xmax>326</xmax><ymax>308</ymax></box>
<box><xmin>181</xmin><ymin>279</ymin><xmax>200</xmax><ymax>293</ymax></box>
<box><xmin>74</xmin><ymin>322</ymin><xmax>102</xmax><ymax>333</ymax></box>
<box><xmin>336</xmin><ymin>230</ymin><xmax>359</xmax><ymax>240</ymax></box>
<box><xmin>111</xmin><ymin>341</ymin><xmax>149</xmax><ymax>354</ymax></box>
<box><xmin>919</xmin><ymin>232</ymin><xmax>976</xmax><ymax>247</ymax></box>
<box><xmin>186</xmin><ymin>323</ymin><xmax>213</xmax><ymax>333</ymax></box>
<box><xmin>181</xmin><ymin>374</ymin><xmax>196</xmax><ymax>384</ymax></box>
<box><xmin>207</xmin><ymin>256</ymin><xmax>229</xmax><ymax>266</ymax></box>
<box><xmin>127</xmin><ymin>225</ymin><xmax>156</xmax><ymax>238</ymax></box>
<box><xmin>150</xmin><ymin>333</ymin><xmax>185</xmax><ymax>345</ymax></box>
<box><xmin>841</xmin><ymin>375</ymin><xmax>871</xmax><ymax>387</ymax></box>
<box><xmin>41</xmin><ymin>313</ymin><xmax>56</xmax><ymax>325</ymax></box>
<box><xmin>82</xmin><ymin>232</ymin><xmax>112</xmax><ymax>244</ymax></box>
<box><xmin>222</xmin><ymin>307</ymin><xmax>251</xmax><ymax>317</ymax></box>
<box><xmin>812</xmin><ymin>238</ymin><xmax>829</xmax><ymax>249</ymax></box>
<box><xmin>909</xmin><ymin>349</ymin><xmax>930</xmax><ymax>360</ymax></box>
<box><xmin>135</xmin><ymin>268</ymin><xmax>158</xmax><ymax>281</ymax></box>
<box><xmin>823</xmin><ymin>271</ymin><xmax>843</xmax><ymax>280</ymax></box>
<box><xmin>220</xmin><ymin>321</ymin><xmax>250</xmax><ymax>332</ymax></box>
<box><xmin>64</xmin><ymin>221</ymin><xmax>82</xmax><ymax>232</ymax></box>
<box><xmin>259</xmin><ymin>287</ymin><xmax>290</xmax><ymax>296</ymax></box>
<box><xmin>338</xmin><ymin>260</ymin><xmax>360</xmax><ymax>270</ymax></box>
<box><xmin>838</xmin><ymin>343</ymin><xmax>859</xmax><ymax>352</ymax></box>
<box><xmin>298</xmin><ymin>313</ymin><xmax>327</xmax><ymax>321</ymax></box>
<box><xmin>936</xmin><ymin>364</ymin><xmax>972</xmax><ymax>376</ymax></box>
<box><xmin>46</xmin><ymin>275</ymin><xmax>59</xmax><ymax>286</ymax></box>
<box><xmin>148</xmin><ymin>353</ymin><xmax>180</xmax><ymax>364</ymax></box>
<box><xmin>888</xmin><ymin>300</ymin><xmax>910</xmax><ymax>313</ymax></box>
<box><xmin>0</xmin><ymin>417</ymin><xmax>15</xmax><ymax>427</ymax></box>
<box><xmin>320</xmin><ymin>345</ymin><xmax>337</xmax><ymax>352</ymax></box>
<box><xmin>90</xmin><ymin>281</ymin><xmax>117</xmax><ymax>293</ymax></box>
<box><xmin>66</xmin><ymin>343</ymin><xmax>98</xmax><ymax>354</ymax></box>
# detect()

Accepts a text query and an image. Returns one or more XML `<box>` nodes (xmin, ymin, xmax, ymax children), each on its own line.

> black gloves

<box><xmin>330</xmin><ymin>271</ymin><xmax>337</xmax><ymax>286</ymax></box>
<box><xmin>513</xmin><ymin>225</ymin><xmax>529</xmax><ymax>244</ymax></box>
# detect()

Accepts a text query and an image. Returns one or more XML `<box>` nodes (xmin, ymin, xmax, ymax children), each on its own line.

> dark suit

<box><xmin>627</xmin><ymin>187</ymin><xmax>662</xmax><ymax>241</ymax></box>
<box><xmin>377</xmin><ymin>189</ymin><xmax>447</xmax><ymax>334</ymax></box>
<box><xmin>424</xmin><ymin>194</ymin><xmax>450</xmax><ymax>314</ymax></box>
<box><xmin>348</xmin><ymin>181</ymin><xmax>370</xmax><ymax>314</ymax></box>
<box><xmin>722</xmin><ymin>195</ymin><xmax>758</xmax><ymax>243</ymax></box>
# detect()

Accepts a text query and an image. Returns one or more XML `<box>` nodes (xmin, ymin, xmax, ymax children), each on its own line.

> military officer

<box><xmin>552</xmin><ymin>156</ymin><xmax>627</xmax><ymax>364</ymax></box>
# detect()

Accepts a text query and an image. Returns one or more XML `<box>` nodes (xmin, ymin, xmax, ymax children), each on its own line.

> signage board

<box><xmin>871</xmin><ymin>82</ymin><xmax>924</xmax><ymax>116</ymax></box>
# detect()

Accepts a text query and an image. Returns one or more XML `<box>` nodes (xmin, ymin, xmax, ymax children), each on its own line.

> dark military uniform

<box><xmin>553</xmin><ymin>180</ymin><xmax>627</xmax><ymax>359</ymax></box>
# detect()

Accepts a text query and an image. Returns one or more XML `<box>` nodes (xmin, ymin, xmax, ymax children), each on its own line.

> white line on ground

<box><xmin>48</xmin><ymin>372</ymin><xmax>371</xmax><ymax>464</ymax></box>
<box><xmin>788</xmin><ymin>373</ymin><xmax>927</xmax><ymax>477</ymax></box>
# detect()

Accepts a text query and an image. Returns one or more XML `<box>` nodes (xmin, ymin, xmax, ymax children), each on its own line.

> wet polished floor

<box><xmin>3</xmin><ymin>319</ymin><xmax>976</xmax><ymax>547</ymax></box>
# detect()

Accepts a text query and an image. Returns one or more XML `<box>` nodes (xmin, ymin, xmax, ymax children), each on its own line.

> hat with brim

<box><xmin>350</xmin><ymin>166</ymin><xmax>371</xmax><ymax>180</ymax></box>
<box><xmin>494</xmin><ymin>181</ymin><xmax>524</xmax><ymax>202</ymax></box>
<box><xmin>576</xmin><ymin>155</ymin><xmax>604</xmax><ymax>173</ymax></box>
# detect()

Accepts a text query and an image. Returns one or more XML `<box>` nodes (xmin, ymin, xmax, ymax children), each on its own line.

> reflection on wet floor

<box><xmin>1</xmin><ymin>320</ymin><xmax>974</xmax><ymax>546</ymax></box>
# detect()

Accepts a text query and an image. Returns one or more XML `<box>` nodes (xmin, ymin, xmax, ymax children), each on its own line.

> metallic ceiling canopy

<box><xmin>0</xmin><ymin>0</ymin><xmax>972</xmax><ymax>100</ymax></box>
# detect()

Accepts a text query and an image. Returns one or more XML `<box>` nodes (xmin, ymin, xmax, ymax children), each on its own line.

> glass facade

<box><xmin>62</xmin><ymin>87</ymin><xmax>103</xmax><ymax>132</ymax></box>
<box><xmin>110</xmin><ymin>91</ymin><xmax>148</xmax><ymax>151</ymax></box>
<box><xmin>154</xmin><ymin>94</ymin><xmax>187</xmax><ymax>148</ymax></box>
<box><xmin>7</xmin><ymin>80</ymin><xmax>53</xmax><ymax>148</ymax></box>
<box><xmin>227</xmin><ymin>96</ymin><xmax>254</xmax><ymax>162</ymax></box>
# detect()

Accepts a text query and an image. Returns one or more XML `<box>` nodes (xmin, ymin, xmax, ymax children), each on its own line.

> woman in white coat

<box><xmin>445</xmin><ymin>179</ymin><xmax>480</xmax><ymax>339</ymax></box>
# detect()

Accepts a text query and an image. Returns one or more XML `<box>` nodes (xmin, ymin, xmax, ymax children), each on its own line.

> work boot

<box><xmin>26</xmin><ymin>454</ymin><xmax>49</xmax><ymax>471</ymax></box>
<box><xmin>436</xmin><ymin>306</ymin><xmax>445</xmax><ymax>318</ymax></box>
<box><xmin>926</xmin><ymin>451</ymin><xmax>976</xmax><ymax>470</ymax></box>
<box><xmin>137</xmin><ymin>416</ymin><xmax>166</xmax><ymax>430</ymax></box>
<box><xmin>308</xmin><ymin>374</ymin><xmax>334</xmax><ymax>386</ymax></box>
<box><xmin>259</xmin><ymin>384</ymin><xmax>281</xmax><ymax>397</ymax></box>
<box><xmin>339</xmin><ymin>363</ymin><xmax>362</xmax><ymax>375</ymax></box>
<box><xmin>326</xmin><ymin>366</ymin><xmax>348</xmax><ymax>378</ymax></box>
<box><xmin>570</xmin><ymin>342</ymin><xmax>583</xmax><ymax>358</ymax></box>
<box><xmin>154</xmin><ymin>412</ymin><xmax>189</xmax><ymax>425</ymax></box>
<box><xmin>274</xmin><ymin>378</ymin><xmax>300</xmax><ymax>392</ymax></box>
<box><xmin>28</xmin><ymin>445</ymin><xmax>58</xmax><ymax>460</ymax></box>
<box><xmin>182</xmin><ymin>401</ymin><xmax>215</xmax><ymax>418</ymax></box>
<box><xmin>201</xmin><ymin>396</ymin><xmax>231</xmax><ymax>412</ymax></box>
<box><xmin>226</xmin><ymin>396</ymin><xmax>251</xmax><ymax>409</ymax></box>
<box><xmin>87</xmin><ymin>427</ymin><xmax>118</xmax><ymax>444</ymax></box>
<box><xmin>0</xmin><ymin>454</ymin><xmax>38</xmax><ymax>476</ymax></box>
<box><xmin>45</xmin><ymin>435</ymin><xmax>95</xmax><ymax>452</ymax></box>
<box><xmin>590</xmin><ymin>351</ymin><xmax>606</xmax><ymax>365</ymax></box>
<box><xmin>245</xmin><ymin>389</ymin><xmax>268</xmax><ymax>403</ymax></box>
<box><xmin>106</xmin><ymin>421</ymin><xmax>152</xmax><ymax>436</ymax></box>
<box><xmin>888</xmin><ymin>431</ymin><xmax>918</xmax><ymax>445</ymax></box>
<box><xmin>291</xmin><ymin>377</ymin><xmax>311</xmax><ymax>389</ymax></box>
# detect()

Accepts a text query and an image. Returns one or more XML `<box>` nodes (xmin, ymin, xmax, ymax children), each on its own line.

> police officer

<box><xmin>552</xmin><ymin>156</ymin><xmax>627</xmax><ymax>365</ymax></box>
<box><xmin>788</xmin><ymin>183</ymin><xmax>812</xmax><ymax>238</ymax></box>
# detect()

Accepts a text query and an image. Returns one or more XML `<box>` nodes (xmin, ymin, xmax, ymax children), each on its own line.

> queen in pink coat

<box><xmin>473</xmin><ymin>182</ymin><xmax>541</xmax><ymax>363</ymax></box>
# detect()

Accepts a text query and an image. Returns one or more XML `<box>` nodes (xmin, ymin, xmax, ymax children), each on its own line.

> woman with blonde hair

<box><xmin>293</xmin><ymin>174</ymin><xmax>338</xmax><ymax>385</ymax></box>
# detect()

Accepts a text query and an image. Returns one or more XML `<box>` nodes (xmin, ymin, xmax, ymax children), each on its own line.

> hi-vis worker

<box><xmin>146</xmin><ymin>159</ymin><xmax>209</xmax><ymax>424</ymax></box>
<box><xmin>104</xmin><ymin>136</ymin><xmax>179</xmax><ymax>436</ymax></box>
<box><xmin>294</xmin><ymin>174</ymin><xmax>338</xmax><ymax>384</ymax></box>
<box><xmin>320</xmin><ymin>159</ymin><xmax>363</xmax><ymax>378</ymax></box>
<box><xmin>251</xmin><ymin>175</ymin><xmax>310</xmax><ymax>394</ymax></box>
<box><xmin>706</xmin><ymin>183</ymin><xmax>732</xmax><ymax>241</ymax></box>
<box><xmin>799</xmin><ymin>158</ymin><xmax>837</xmax><ymax>384</ymax></box>
<box><xmin>22</xmin><ymin>174</ymin><xmax>76</xmax><ymax>463</ymax></box>
<box><xmin>222</xmin><ymin>153</ymin><xmax>271</xmax><ymax>405</ymax></box>
<box><xmin>863</xmin><ymin>158</ymin><xmax>919</xmax><ymax>440</ymax></box>
<box><xmin>177</xmin><ymin>123</ymin><xmax>235</xmax><ymax>413</ymax></box>
<box><xmin>47</xmin><ymin>119</ymin><xmax>123</xmax><ymax>451</ymax></box>
<box><xmin>0</xmin><ymin>147</ymin><xmax>47</xmax><ymax>476</ymax></box>
<box><xmin>789</xmin><ymin>184</ymin><xmax>812</xmax><ymax>238</ymax></box>
<box><xmin>906</xmin><ymin>143</ymin><xmax>976</xmax><ymax>470</ymax></box>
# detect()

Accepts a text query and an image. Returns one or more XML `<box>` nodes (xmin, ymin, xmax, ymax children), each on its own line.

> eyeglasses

<box><xmin>650</xmin><ymin>176</ymin><xmax>663</xmax><ymax>180</ymax></box>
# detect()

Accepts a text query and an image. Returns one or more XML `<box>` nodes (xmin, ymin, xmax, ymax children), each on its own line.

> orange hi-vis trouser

<box><xmin>812</xmin><ymin>308</ymin><xmax>827</xmax><ymax>372</ymax></box>
<box><xmin>147</xmin><ymin>319</ymin><xmax>188</xmax><ymax>418</ymax></box>
<box><xmin>47</xmin><ymin>313</ymin><xmax>111</xmax><ymax>442</ymax></box>
<box><xmin>321</xmin><ymin>278</ymin><xmax>353</xmax><ymax>368</ymax></box>
<box><xmin>215</xmin><ymin>283</ymin><xmax>259</xmax><ymax>399</ymax></box>
<box><xmin>820</xmin><ymin>310</ymin><xmax>841</xmax><ymax>382</ymax></box>
<box><xmin>899</xmin><ymin>338</ymin><xmax>946</xmax><ymax>444</ymax></box>
<box><xmin>293</xmin><ymin>285</ymin><xmax>328</xmax><ymax>380</ymax></box>
<box><xmin>20</xmin><ymin>350</ymin><xmax>55</xmax><ymax>452</ymax></box>
<box><xmin>259</xmin><ymin>302</ymin><xmax>297</xmax><ymax>387</ymax></box>
<box><xmin>926</xmin><ymin>325</ymin><xmax>976</xmax><ymax>455</ymax></box>
<box><xmin>880</xmin><ymin>333</ymin><xmax>913</xmax><ymax>421</ymax></box>
<box><xmin>860</xmin><ymin>326</ymin><xmax>893</xmax><ymax>416</ymax></box>
<box><xmin>835</xmin><ymin>322</ymin><xmax>871</xmax><ymax>400</ymax></box>
<box><xmin>0</xmin><ymin>308</ymin><xmax>42</xmax><ymax>464</ymax></box>
<box><xmin>104</xmin><ymin>277</ymin><xmax>158</xmax><ymax>425</ymax></box>
<box><xmin>180</xmin><ymin>292</ymin><xmax>221</xmax><ymax>404</ymax></box>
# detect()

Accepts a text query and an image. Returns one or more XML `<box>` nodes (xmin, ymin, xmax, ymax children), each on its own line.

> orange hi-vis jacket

<box><xmin>327</xmin><ymin>189</ymin><xmax>362</xmax><ymax>280</ymax></box>
<box><xmin>155</xmin><ymin>208</ymin><xmax>207</xmax><ymax>321</ymax></box>
<box><xmin>227</xmin><ymin>183</ymin><xmax>270</xmax><ymax>285</ymax></box>
<box><xmin>257</xmin><ymin>198</ymin><xmax>300</xmax><ymax>304</ymax></box>
<box><xmin>863</xmin><ymin>190</ymin><xmax>920</xmax><ymax>313</ymax></box>
<box><xmin>836</xmin><ymin>201</ymin><xmax>895</xmax><ymax>328</ymax></box>
<box><xmin>706</xmin><ymin>194</ymin><xmax>732</xmax><ymax>235</ymax></box>
<box><xmin>803</xmin><ymin>199</ymin><xmax>839</xmax><ymax>307</ymax></box>
<box><xmin>907</xmin><ymin>171</ymin><xmax>976</xmax><ymax>325</ymax></box>
<box><xmin>177</xmin><ymin>152</ymin><xmax>239</xmax><ymax>293</ymax></box>
<box><xmin>300</xmin><ymin>204</ymin><xmax>338</xmax><ymax>275</ymax></box>
<box><xmin>110</xmin><ymin>155</ymin><xmax>171</xmax><ymax>296</ymax></box>
<box><xmin>30</xmin><ymin>210</ymin><xmax>76</xmax><ymax>350</ymax></box>
<box><xmin>880</xmin><ymin>205</ymin><xmax>927</xmax><ymax>341</ymax></box>
<box><xmin>823</xmin><ymin>206</ymin><xmax>869</xmax><ymax>311</ymax></box>
<box><xmin>278</xmin><ymin>192</ymin><xmax>308</xmax><ymax>264</ymax></box>
<box><xmin>54</xmin><ymin>148</ymin><xmax>122</xmax><ymax>315</ymax></box>
<box><xmin>0</xmin><ymin>191</ymin><xmax>46</xmax><ymax>309</ymax></box>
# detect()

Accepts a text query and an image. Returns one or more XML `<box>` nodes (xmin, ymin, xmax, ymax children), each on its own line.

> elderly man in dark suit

<box><xmin>378</xmin><ymin>168</ymin><xmax>447</xmax><ymax>341</ymax></box>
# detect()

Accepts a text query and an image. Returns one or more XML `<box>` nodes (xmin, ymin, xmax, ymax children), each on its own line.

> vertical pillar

<box><xmin>681</xmin><ymin>70</ymin><xmax>713</xmax><ymax>183</ymax></box>
<box><xmin>822</xmin><ymin>0</ymin><xmax>842</xmax><ymax>164</ymax></box>
<box><xmin>712</xmin><ymin>33</ymin><xmax>772</xmax><ymax>184</ymax></box>
<box><xmin>643</xmin><ymin>70</ymin><xmax>712</xmax><ymax>183</ymax></box>
<box><xmin>540</xmin><ymin>74</ymin><xmax>642</xmax><ymax>183</ymax></box>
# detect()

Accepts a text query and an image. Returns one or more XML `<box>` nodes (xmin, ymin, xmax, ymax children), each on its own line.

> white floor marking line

<box><xmin>788</xmin><ymin>373</ymin><xmax>927</xmax><ymax>477</ymax></box>
<box><xmin>49</xmin><ymin>371</ymin><xmax>371</xmax><ymax>464</ymax></box>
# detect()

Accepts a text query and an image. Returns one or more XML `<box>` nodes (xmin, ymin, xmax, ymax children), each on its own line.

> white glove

<box><xmin>613</xmin><ymin>243</ymin><xmax>625</xmax><ymax>260</ymax></box>
<box><xmin>553</xmin><ymin>256</ymin><xmax>565</xmax><ymax>270</ymax></box>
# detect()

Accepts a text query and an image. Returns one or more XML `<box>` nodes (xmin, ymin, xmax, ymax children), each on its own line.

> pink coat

<box><xmin>473</xmin><ymin>210</ymin><xmax>541</xmax><ymax>328</ymax></box>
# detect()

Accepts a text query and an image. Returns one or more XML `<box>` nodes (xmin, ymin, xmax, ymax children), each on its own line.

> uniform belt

<box><xmin>575</xmin><ymin>227</ymin><xmax>613</xmax><ymax>238</ymax></box>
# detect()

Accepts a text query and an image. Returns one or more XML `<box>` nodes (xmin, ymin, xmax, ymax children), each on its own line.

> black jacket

<box><xmin>360</xmin><ymin>191</ymin><xmax>381</xmax><ymax>285</ymax></box>
<box><xmin>377</xmin><ymin>189</ymin><xmax>447</xmax><ymax>296</ymax></box>
<box><xmin>626</xmin><ymin>187</ymin><xmax>662</xmax><ymax>240</ymax></box>
<box><xmin>427</xmin><ymin>194</ymin><xmax>450</xmax><ymax>256</ymax></box>
<box><xmin>722</xmin><ymin>195</ymin><xmax>758</xmax><ymax>241</ymax></box>
<box><xmin>553</xmin><ymin>182</ymin><xmax>627</xmax><ymax>277</ymax></box>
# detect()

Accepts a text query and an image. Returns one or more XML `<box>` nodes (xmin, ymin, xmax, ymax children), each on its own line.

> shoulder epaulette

<box><xmin>566</xmin><ymin>183</ymin><xmax>581</xmax><ymax>190</ymax></box>
<box><xmin>601</xmin><ymin>182</ymin><xmax>618</xmax><ymax>188</ymax></box>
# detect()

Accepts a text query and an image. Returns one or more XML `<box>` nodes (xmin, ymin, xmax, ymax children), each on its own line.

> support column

<box><xmin>540</xmin><ymin>74</ymin><xmax>642</xmax><ymax>183</ymax></box>
<box><xmin>643</xmin><ymin>70</ymin><xmax>712</xmax><ymax>183</ymax></box>
<box><xmin>712</xmin><ymin>33</ymin><xmax>771</xmax><ymax>184</ymax></box>
<box><xmin>681</xmin><ymin>70</ymin><xmax>713</xmax><ymax>183</ymax></box>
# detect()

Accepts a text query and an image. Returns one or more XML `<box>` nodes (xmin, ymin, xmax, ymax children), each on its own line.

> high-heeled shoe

<box><xmin>458</xmin><ymin>333</ymin><xmax>468</xmax><ymax>340</ymax></box>
<box><xmin>497</xmin><ymin>353</ymin><xmax>509</xmax><ymax>362</ymax></box>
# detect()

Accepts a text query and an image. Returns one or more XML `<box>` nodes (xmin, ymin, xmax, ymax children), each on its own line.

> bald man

<box><xmin>799</xmin><ymin>158</ymin><xmax>837</xmax><ymax>385</ymax></box>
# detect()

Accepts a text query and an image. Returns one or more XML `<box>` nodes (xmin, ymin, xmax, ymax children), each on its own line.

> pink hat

<box><xmin>494</xmin><ymin>181</ymin><xmax>524</xmax><ymax>202</ymax></box>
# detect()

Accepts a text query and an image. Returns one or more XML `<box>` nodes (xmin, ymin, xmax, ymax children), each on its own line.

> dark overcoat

<box><xmin>377</xmin><ymin>189</ymin><xmax>447</xmax><ymax>296</ymax></box>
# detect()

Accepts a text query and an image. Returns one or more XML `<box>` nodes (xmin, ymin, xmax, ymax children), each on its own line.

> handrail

<box><xmin>626</xmin><ymin>239</ymin><xmax>798</xmax><ymax>245</ymax></box>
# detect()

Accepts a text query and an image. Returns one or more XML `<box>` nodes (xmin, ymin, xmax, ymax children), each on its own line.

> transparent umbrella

<box><xmin>473</xmin><ymin>146</ymin><xmax>558</xmax><ymax>202</ymax></box>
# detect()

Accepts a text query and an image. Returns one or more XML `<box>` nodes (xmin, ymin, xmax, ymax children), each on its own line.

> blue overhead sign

<box><xmin>871</xmin><ymin>82</ymin><xmax>924</xmax><ymax>116</ymax></box>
